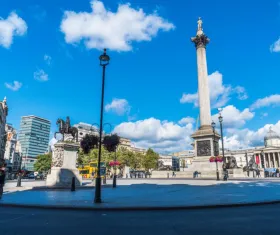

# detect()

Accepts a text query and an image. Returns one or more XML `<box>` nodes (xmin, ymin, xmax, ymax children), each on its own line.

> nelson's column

<box><xmin>191</xmin><ymin>18</ymin><xmax>220</xmax><ymax>163</ymax></box>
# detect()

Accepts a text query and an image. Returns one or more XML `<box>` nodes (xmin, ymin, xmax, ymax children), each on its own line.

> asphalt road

<box><xmin>0</xmin><ymin>204</ymin><xmax>279</xmax><ymax>235</ymax></box>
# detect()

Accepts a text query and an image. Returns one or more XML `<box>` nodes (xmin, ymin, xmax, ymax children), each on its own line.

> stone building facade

<box><xmin>4</xmin><ymin>124</ymin><xmax>17</xmax><ymax>170</ymax></box>
<box><xmin>0</xmin><ymin>97</ymin><xmax>8</xmax><ymax>163</ymax></box>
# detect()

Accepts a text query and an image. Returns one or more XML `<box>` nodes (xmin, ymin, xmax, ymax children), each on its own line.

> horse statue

<box><xmin>225</xmin><ymin>156</ymin><xmax>239</xmax><ymax>169</ymax></box>
<box><xmin>55</xmin><ymin>116</ymin><xmax>78</xmax><ymax>142</ymax></box>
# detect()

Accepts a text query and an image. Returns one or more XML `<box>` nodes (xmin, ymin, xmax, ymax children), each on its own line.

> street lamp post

<box><xmin>113</xmin><ymin>149</ymin><xmax>117</xmax><ymax>188</ymax></box>
<box><xmin>218</xmin><ymin>111</ymin><xmax>225</xmax><ymax>165</ymax></box>
<box><xmin>211</xmin><ymin>121</ymin><xmax>219</xmax><ymax>181</ymax></box>
<box><xmin>245</xmin><ymin>152</ymin><xmax>249</xmax><ymax>177</ymax></box>
<box><xmin>16</xmin><ymin>152</ymin><xmax>23</xmax><ymax>187</ymax></box>
<box><xmin>94</xmin><ymin>49</ymin><xmax>110</xmax><ymax>204</ymax></box>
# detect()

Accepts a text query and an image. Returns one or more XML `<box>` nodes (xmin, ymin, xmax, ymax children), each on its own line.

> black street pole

<box><xmin>218</xmin><ymin>114</ymin><xmax>225</xmax><ymax>165</ymax></box>
<box><xmin>94</xmin><ymin>49</ymin><xmax>110</xmax><ymax>204</ymax></box>
<box><xmin>245</xmin><ymin>152</ymin><xmax>249</xmax><ymax>177</ymax></box>
<box><xmin>16</xmin><ymin>153</ymin><xmax>23</xmax><ymax>187</ymax></box>
<box><xmin>113</xmin><ymin>149</ymin><xmax>117</xmax><ymax>188</ymax></box>
<box><xmin>212</xmin><ymin>121</ymin><xmax>219</xmax><ymax>181</ymax></box>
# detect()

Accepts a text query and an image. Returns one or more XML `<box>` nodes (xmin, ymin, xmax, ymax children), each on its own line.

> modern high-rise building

<box><xmin>18</xmin><ymin>115</ymin><xmax>51</xmax><ymax>171</ymax></box>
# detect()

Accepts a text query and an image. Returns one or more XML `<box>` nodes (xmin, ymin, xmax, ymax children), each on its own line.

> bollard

<box><xmin>167</xmin><ymin>173</ymin><xmax>169</xmax><ymax>178</ymax></box>
<box><xmin>71</xmin><ymin>177</ymin><xmax>75</xmax><ymax>191</ymax></box>
<box><xmin>16</xmin><ymin>174</ymin><xmax>22</xmax><ymax>187</ymax></box>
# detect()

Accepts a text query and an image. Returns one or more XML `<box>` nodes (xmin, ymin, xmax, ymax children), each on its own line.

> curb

<box><xmin>2</xmin><ymin>200</ymin><xmax>280</xmax><ymax>211</ymax></box>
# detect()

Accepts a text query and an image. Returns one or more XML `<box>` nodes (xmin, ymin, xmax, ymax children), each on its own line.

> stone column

<box><xmin>267</xmin><ymin>153</ymin><xmax>271</xmax><ymax>168</ymax></box>
<box><xmin>191</xmin><ymin>18</ymin><xmax>211</xmax><ymax>128</ymax></box>
<box><xmin>273</xmin><ymin>153</ymin><xmax>276</xmax><ymax>167</ymax></box>
<box><xmin>196</xmin><ymin>46</ymin><xmax>211</xmax><ymax>127</ymax></box>
<box><xmin>191</xmin><ymin>18</ymin><xmax>220</xmax><ymax>160</ymax></box>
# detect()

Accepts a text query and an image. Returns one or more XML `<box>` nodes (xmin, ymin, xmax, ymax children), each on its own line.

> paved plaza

<box><xmin>2</xmin><ymin>179</ymin><xmax>280</xmax><ymax>210</ymax></box>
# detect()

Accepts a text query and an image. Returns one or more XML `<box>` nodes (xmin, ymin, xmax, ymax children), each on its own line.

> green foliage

<box><xmin>78</xmin><ymin>144</ymin><xmax>159</xmax><ymax>172</ymax></box>
<box><xmin>80</xmin><ymin>134</ymin><xmax>99</xmax><ymax>154</ymax></box>
<box><xmin>34</xmin><ymin>153</ymin><xmax>52</xmax><ymax>173</ymax></box>
<box><xmin>142</xmin><ymin>148</ymin><xmax>159</xmax><ymax>171</ymax></box>
<box><xmin>103</xmin><ymin>134</ymin><xmax>120</xmax><ymax>152</ymax></box>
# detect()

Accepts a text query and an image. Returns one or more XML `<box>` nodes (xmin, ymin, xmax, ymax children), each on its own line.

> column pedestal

<box><xmin>46</xmin><ymin>142</ymin><xmax>82</xmax><ymax>187</ymax></box>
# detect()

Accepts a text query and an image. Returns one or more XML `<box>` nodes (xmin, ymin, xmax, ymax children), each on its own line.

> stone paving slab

<box><xmin>2</xmin><ymin>179</ymin><xmax>280</xmax><ymax>210</ymax></box>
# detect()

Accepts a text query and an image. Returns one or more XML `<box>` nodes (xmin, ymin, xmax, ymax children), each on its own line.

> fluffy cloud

<box><xmin>178</xmin><ymin>116</ymin><xmax>195</xmax><ymax>125</ymax></box>
<box><xmin>44</xmin><ymin>54</ymin><xmax>52</xmax><ymax>65</ymax></box>
<box><xmin>34</xmin><ymin>69</ymin><xmax>49</xmax><ymax>82</ymax></box>
<box><xmin>212</xmin><ymin>105</ymin><xmax>254</xmax><ymax>129</ymax></box>
<box><xmin>223</xmin><ymin>122</ymin><xmax>280</xmax><ymax>150</ymax></box>
<box><xmin>180</xmin><ymin>93</ymin><xmax>198</xmax><ymax>105</ymax></box>
<box><xmin>114</xmin><ymin>117</ymin><xmax>194</xmax><ymax>153</ymax></box>
<box><xmin>105</xmin><ymin>98</ymin><xmax>130</xmax><ymax>115</ymax></box>
<box><xmin>270</xmin><ymin>38</ymin><xmax>280</xmax><ymax>53</ymax></box>
<box><xmin>60</xmin><ymin>0</ymin><xmax>175</xmax><ymax>51</ymax></box>
<box><xmin>4</xmin><ymin>81</ymin><xmax>22</xmax><ymax>91</ymax></box>
<box><xmin>250</xmin><ymin>94</ymin><xmax>280</xmax><ymax>110</ymax></box>
<box><xmin>0</xmin><ymin>12</ymin><xmax>27</xmax><ymax>48</ymax></box>
<box><xmin>180</xmin><ymin>71</ymin><xmax>247</xmax><ymax>108</ymax></box>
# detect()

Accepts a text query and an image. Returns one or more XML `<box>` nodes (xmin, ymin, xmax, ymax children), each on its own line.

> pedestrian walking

<box><xmin>256</xmin><ymin>169</ymin><xmax>261</xmax><ymax>178</ymax></box>
<box><xmin>0</xmin><ymin>163</ymin><xmax>6</xmax><ymax>200</ymax></box>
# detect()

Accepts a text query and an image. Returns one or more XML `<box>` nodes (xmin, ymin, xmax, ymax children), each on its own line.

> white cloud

<box><xmin>60</xmin><ymin>0</ymin><xmax>175</xmax><ymax>51</ymax></box>
<box><xmin>223</xmin><ymin>122</ymin><xmax>280</xmax><ymax>150</ymax></box>
<box><xmin>178</xmin><ymin>116</ymin><xmax>195</xmax><ymax>125</ymax></box>
<box><xmin>270</xmin><ymin>38</ymin><xmax>280</xmax><ymax>52</ymax></box>
<box><xmin>4</xmin><ymin>81</ymin><xmax>22</xmax><ymax>91</ymax></box>
<box><xmin>114</xmin><ymin>117</ymin><xmax>194</xmax><ymax>153</ymax></box>
<box><xmin>180</xmin><ymin>93</ymin><xmax>198</xmax><ymax>105</ymax></box>
<box><xmin>105</xmin><ymin>98</ymin><xmax>130</xmax><ymax>115</ymax></box>
<box><xmin>34</xmin><ymin>69</ymin><xmax>48</xmax><ymax>82</ymax></box>
<box><xmin>0</xmin><ymin>12</ymin><xmax>27</xmax><ymax>48</ymax></box>
<box><xmin>49</xmin><ymin>137</ymin><xmax>58</xmax><ymax>151</ymax></box>
<box><xmin>212</xmin><ymin>105</ymin><xmax>254</xmax><ymax>129</ymax></box>
<box><xmin>234</xmin><ymin>86</ymin><xmax>248</xmax><ymax>100</ymax></box>
<box><xmin>180</xmin><ymin>71</ymin><xmax>247</xmax><ymax>108</ymax></box>
<box><xmin>250</xmin><ymin>94</ymin><xmax>280</xmax><ymax>110</ymax></box>
<box><xmin>44</xmin><ymin>54</ymin><xmax>52</xmax><ymax>65</ymax></box>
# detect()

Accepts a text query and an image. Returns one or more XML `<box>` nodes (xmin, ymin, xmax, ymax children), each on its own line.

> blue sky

<box><xmin>1</xmin><ymin>0</ymin><xmax>280</xmax><ymax>153</ymax></box>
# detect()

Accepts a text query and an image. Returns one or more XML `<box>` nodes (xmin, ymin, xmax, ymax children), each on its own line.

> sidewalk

<box><xmin>2</xmin><ymin>179</ymin><xmax>280</xmax><ymax>210</ymax></box>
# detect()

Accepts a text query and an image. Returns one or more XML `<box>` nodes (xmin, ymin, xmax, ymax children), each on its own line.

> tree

<box><xmin>77</xmin><ymin>146</ymin><xmax>113</xmax><ymax>170</ymax></box>
<box><xmin>103</xmin><ymin>134</ymin><xmax>120</xmax><ymax>152</ymax></box>
<box><xmin>142</xmin><ymin>148</ymin><xmax>159</xmax><ymax>171</ymax></box>
<box><xmin>34</xmin><ymin>153</ymin><xmax>52</xmax><ymax>173</ymax></box>
<box><xmin>80</xmin><ymin>134</ymin><xmax>99</xmax><ymax>154</ymax></box>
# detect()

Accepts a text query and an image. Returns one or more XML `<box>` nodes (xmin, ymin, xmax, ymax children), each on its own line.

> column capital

<box><xmin>191</xmin><ymin>34</ymin><xmax>210</xmax><ymax>49</ymax></box>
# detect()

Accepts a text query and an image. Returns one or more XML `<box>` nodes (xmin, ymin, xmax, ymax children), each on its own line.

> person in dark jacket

<box><xmin>0</xmin><ymin>163</ymin><xmax>6</xmax><ymax>200</ymax></box>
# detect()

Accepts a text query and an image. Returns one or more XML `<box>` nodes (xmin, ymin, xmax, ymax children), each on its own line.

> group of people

<box><xmin>0</xmin><ymin>163</ymin><xmax>6</xmax><ymax>200</ymax></box>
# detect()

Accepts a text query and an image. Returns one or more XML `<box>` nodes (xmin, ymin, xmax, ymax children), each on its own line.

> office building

<box><xmin>18</xmin><ymin>115</ymin><xmax>51</xmax><ymax>171</ymax></box>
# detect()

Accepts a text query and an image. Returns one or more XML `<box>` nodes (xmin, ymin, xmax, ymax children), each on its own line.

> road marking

<box><xmin>0</xmin><ymin>215</ymin><xmax>28</xmax><ymax>224</ymax></box>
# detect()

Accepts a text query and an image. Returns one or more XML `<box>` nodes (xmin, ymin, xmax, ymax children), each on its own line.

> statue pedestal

<box><xmin>46</xmin><ymin>142</ymin><xmax>82</xmax><ymax>187</ymax></box>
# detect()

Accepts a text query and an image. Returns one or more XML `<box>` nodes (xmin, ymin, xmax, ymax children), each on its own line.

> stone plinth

<box><xmin>191</xmin><ymin>126</ymin><xmax>220</xmax><ymax>158</ymax></box>
<box><xmin>46</xmin><ymin>142</ymin><xmax>82</xmax><ymax>187</ymax></box>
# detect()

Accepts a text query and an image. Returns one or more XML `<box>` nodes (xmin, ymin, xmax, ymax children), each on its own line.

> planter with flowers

<box><xmin>209</xmin><ymin>156</ymin><xmax>223</xmax><ymax>163</ymax></box>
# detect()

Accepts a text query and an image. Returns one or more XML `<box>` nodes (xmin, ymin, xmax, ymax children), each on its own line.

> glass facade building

<box><xmin>18</xmin><ymin>116</ymin><xmax>51</xmax><ymax>171</ymax></box>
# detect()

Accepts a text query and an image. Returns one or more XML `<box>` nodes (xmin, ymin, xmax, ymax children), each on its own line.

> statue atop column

<box><xmin>197</xmin><ymin>17</ymin><xmax>203</xmax><ymax>35</ymax></box>
<box><xmin>191</xmin><ymin>17</ymin><xmax>210</xmax><ymax>48</ymax></box>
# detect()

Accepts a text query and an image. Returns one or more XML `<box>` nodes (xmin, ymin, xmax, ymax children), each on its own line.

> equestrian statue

<box><xmin>55</xmin><ymin>116</ymin><xmax>78</xmax><ymax>142</ymax></box>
